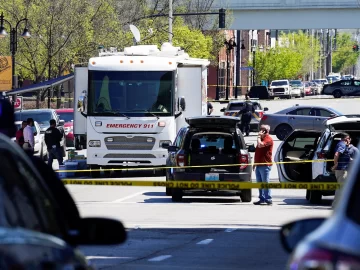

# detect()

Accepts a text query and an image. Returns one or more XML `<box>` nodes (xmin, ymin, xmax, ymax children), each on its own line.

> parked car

<box><xmin>259</xmin><ymin>105</ymin><xmax>343</xmax><ymax>140</ymax></box>
<box><xmin>0</xmin><ymin>130</ymin><xmax>127</xmax><ymax>268</ymax></box>
<box><xmin>220</xmin><ymin>99</ymin><xmax>269</xmax><ymax>132</ymax></box>
<box><xmin>248</xmin><ymin>86</ymin><xmax>272</xmax><ymax>99</ymax></box>
<box><xmin>165</xmin><ymin>116</ymin><xmax>255</xmax><ymax>202</ymax></box>
<box><xmin>12</xmin><ymin>120</ymin><xmax>47</xmax><ymax>159</ymax></box>
<box><xmin>279</xmin><ymin>145</ymin><xmax>360</xmax><ymax>269</ymax></box>
<box><xmin>269</xmin><ymin>79</ymin><xmax>292</xmax><ymax>99</ymax></box>
<box><xmin>289</xmin><ymin>80</ymin><xmax>305</xmax><ymax>98</ymax></box>
<box><xmin>310</xmin><ymin>82</ymin><xmax>322</xmax><ymax>95</ymax></box>
<box><xmin>275</xmin><ymin>115</ymin><xmax>360</xmax><ymax>204</ymax></box>
<box><xmin>303</xmin><ymin>82</ymin><xmax>312</xmax><ymax>95</ymax></box>
<box><xmin>323</xmin><ymin>79</ymin><xmax>360</xmax><ymax>98</ymax></box>
<box><xmin>56</xmin><ymin>108</ymin><xmax>74</xmax><ymax>147</ymax></box>
<box><xmin>14</xmin><ymin>109</ymin><xmax>66</xmax><ymax>156</ymax></box>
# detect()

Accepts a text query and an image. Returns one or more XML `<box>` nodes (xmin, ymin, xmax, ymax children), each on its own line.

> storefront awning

<box><xmin>6</xmin><ymin>73</ymin><xmax>74</xmax><ymax>95</ymax></box>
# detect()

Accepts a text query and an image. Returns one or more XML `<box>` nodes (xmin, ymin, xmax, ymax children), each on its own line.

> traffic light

<box><xmin>219</xmin><ymin>8</ymin><xmax>226</xmax><ymax>29</ymax></box>
<box><xmin>353</xmin><ymin>44</ymin><xmax>359</xmax><ymax>52</ymax></box>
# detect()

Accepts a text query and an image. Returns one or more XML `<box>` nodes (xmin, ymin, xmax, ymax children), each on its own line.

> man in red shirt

<box><xmin>15</xmin><ymin>121</ymin><xmax>27</xmax><ymax>147</ymax></box>
<box><xmin>253</xmin><ymin>124</ymin><xmax>274</xmax><ymax>205</ymax></box>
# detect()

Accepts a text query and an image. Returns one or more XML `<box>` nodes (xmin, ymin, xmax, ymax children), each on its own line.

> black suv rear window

<box><xmin>190</xmin><ymin>133</ymin><xmax>236</xmax><ymax>152</ymax></box>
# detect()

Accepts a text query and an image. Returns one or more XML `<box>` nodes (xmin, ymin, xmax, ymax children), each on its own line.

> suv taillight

<box><xmin>239</xmin><ymin>154</ymin><xmax>249</xmax><ymax>170</ymax></box>
<box><xmin>317</xmin><ymin>151</ymin><xmax>327</xmax><ymax>159</ymax></box>
<box><xmin>258</xmin><ymin>112</ymin><xmax>263</xmax><ymax>118</ymax></box>
<box><xmin>177</xmin><ymin>154</ymin><xmax>186</xmax><ymax>167</ymax></box>
<box><xmin>261</xmin><ymin>115</ymin><xmax>268</xmax><ymax>121</ymax></box>
<box><xmin>291</xmin><ymin>247</ymin><xmax>360</xmax><ymax>270</ymax></box>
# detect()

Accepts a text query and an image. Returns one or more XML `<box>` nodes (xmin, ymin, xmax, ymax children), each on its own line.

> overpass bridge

<box><xmin>212</xmin><ymin>0</ymin><xmax>360</xmax><ymax>29</ymax></box>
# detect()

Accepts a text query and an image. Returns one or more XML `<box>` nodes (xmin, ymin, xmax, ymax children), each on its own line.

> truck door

<box><xmin>74</xmin><ymin>67</ymin><xmax>88</xmax><ymax>149</ymax></box>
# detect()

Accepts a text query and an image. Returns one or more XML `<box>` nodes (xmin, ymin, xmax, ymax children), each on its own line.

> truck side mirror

<box><xmin>178</xmin><ymin>96</ymin><xmax>186</xmax><ymax>112</ymax></box>
<box><xmin>77</xmin><ymin>90</ymin><xmax>87</xmax><ymax>113</ymax></box>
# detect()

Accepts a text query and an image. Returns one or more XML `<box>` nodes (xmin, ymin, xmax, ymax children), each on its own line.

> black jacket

<box><xmin>45</xmin><ymin>126</ymin><xmax>62</xmax><ymax>149</ymax></box>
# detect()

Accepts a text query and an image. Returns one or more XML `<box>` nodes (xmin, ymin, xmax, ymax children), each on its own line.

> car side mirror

<box><xmin>168</xmin><ymin>145</ymin><xmax>179</xmax><ymax>152</ymax></box>
<box><xmin>77</xmin><ymin>218</ymin><xmax>126</xmax><ymax>245</ymax></box>
<box><xmin>264</xmin><ymin>107</ymin><xmax>269</xmax><ymax>111</ymax></box>
<box><xmin>246</xmin><ymin>143</ymin><xmax>256</xmax><ymax>152</ymax></box>
<box><xmin>220</xmin><ymin>108</ymin><xmax>225</xmax><ymax>112</ymax></box>
<box><xmin>59</xmin><ymin>120</ymin><xmax>65</xmax><ymax>126</ymax></box>
<box><xmin>77</xmin><ymin>90</ymin><xmax>87</xmax><ymax>113</ymax></box>
<box><xmin>280</xmin><ymin>218</ymin><xmax>325</xmax><ymax>253</ymax></box>
<box><xmin>178</xmin><ymin>96</ymin><xmax>186</xmax><ymax>112</ymax></box>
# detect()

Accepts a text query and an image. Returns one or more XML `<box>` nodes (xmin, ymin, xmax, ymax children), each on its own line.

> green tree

<box><xmin>332</xmin><ymin>32</ymin><xmax>360</xmax><ymax>73</ymax></box>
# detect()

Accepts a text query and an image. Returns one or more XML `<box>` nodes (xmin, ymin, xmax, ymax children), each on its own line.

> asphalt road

<box><xmin>64</xmin><ymin>96</ymin><xmax>357</xmax><ymax>270</ymax></box>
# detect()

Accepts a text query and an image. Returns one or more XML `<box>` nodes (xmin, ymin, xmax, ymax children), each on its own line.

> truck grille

<box><xmin>104</xmin><ymin>154</ymin><xmax>156</xmax><ymax>159</ymax></box>
<box><xmin>273</xmin><ymin>88</ymin><xmax>285</xmax><ymax>93</ymax></box>
<box><xmin>104</xmin><ymin>136</ymin><xmax>155</xmax><ymax>150</ymax></box>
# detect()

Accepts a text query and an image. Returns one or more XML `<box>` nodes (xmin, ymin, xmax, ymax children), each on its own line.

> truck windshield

<box><xmin>271</xmin><ymin>81</ymin><xmax>288</xmax><ymax>86</ymax></box>
<box><xmin>88</xmin><ymin>70</ymin><xmax>173</xmax><ymax>116</ymax></box>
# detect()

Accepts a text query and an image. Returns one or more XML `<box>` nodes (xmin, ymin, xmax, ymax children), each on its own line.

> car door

<box><xmin>275</xmin><ymin>130</ymin><xmax>321</xmax><ymax>183</ymax></box>
<box><xmin>167</xmin><ymin>127</ymin><xmax>187</xmax><ymax>177</ymax></box>
<box><xmin>310</xmin><ymin>108</ymin><xmax>334</xmax><ymax>131</ymax></box>
<box><xmin>312</xmin><ymin>129</ymin><xmax>331</xmax><ymax>180</ymax></box>
<box><xmin>287</xmin><ymin>107</ymin><xmax>314</xmax><ymax>130</ymax></box>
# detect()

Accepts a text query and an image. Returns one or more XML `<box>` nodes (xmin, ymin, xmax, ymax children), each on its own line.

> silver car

<box><xmin>289</xmin><ymin>80</ymin><xmax>305</xmax><ymax>98</ymax></box>
<box><xmin>323</xmin><ymin>79</ymin><xmax>360</xmax><ymax>98</ymax></box>
<box><xmin>279</xmin><ymin>149</ymin><xmax>360</xmax><ymax>269</ymax></box>
<box><xmin>259</xmin><ymin>104</ymin><xmax>342</xmax><ymax>140</ymax></box>
<box><xmin>220</xmin><ymin>99</ymin><xmax>269</xmax><ymax>132</ymax></box>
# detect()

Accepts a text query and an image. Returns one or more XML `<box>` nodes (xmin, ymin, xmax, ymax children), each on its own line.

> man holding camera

<box><xmin>253</xmin><ymin>124</ymin><xmax>274</xmax><ymax>206</ymax></box>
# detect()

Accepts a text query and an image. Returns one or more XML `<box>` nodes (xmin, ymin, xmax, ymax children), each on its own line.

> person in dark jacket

<box><xmin>207</xmin><ymin>101</ymin><xmax>214</xmax><ymax>115</ymax></box>
<box><xmin>45</xmin><ymin>119</ymin><xmax>64</xmax><ymax>167</ymax></box>
<box><xmin>239</xmin><ymin>95</ymin><xmax>255</xmax><ymax>136</ymax></box>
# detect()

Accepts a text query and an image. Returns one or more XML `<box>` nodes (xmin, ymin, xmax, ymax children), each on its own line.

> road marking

<box><xmin>112</xmin><ymin>191</ymin><xmax>147</xmax><ymax>203</ymax></box>
<box><xmin>197</xmin><ymin>239</ymin><xmax>213</xmax><ymax>245</ymax></box>
<box><xmin>225</xmin><ymin>228</ymin><xmax>237</xmax><ymax>233</ymax></box>
<box><xmin>148</xmin><ymin>255</ymin><xmax>172</xmax><ymax>262</ymax></box>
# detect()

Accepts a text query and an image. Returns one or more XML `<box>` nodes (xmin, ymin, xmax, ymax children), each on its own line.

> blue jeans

<box><xmin>48</xmin><ymin>147</ymin><xmax>64</xmax><ymax>167</ymax></box>
<box><xmin>255</xmin><ymin>165</ymin><xmax>272</xmax><ymax>201</ymax></box>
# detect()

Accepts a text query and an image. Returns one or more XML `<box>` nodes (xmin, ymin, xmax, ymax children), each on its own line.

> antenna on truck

<box><xmin>129</xmin><ymin>24</ymin><xmax>141</xmax><ymax>45</ymax></box>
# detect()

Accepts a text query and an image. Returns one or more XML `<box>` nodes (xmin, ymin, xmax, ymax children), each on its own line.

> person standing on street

<box><xmin>331</xmin><ymin>133</ymin><xmax>351</xmax><ymax>208</ymax></box>
<box><xmin>23</xmin><ymin>118</ymin><xmax>35</xmax><ymax>156</ymax></box>
<box><xmin>253</xmin><ymin>124</ymin><xmax>274</xmax><ymax>205</ymax></box>
<box><xmin>239</xmin><ymin>95</ymin><xmax>255</xmax><ymax>136</ymax></box>
<box><xmin>45</xmin><ymin>119</ymin><xmax>64</xmax><ymax>168</ymax></box>
<box><xmin>15</xmin><ymin>121</ymin><xmax>27</xmax><ymax>148</ymax></box>
<box><xmin>207</xmin><ymin>101</ymin><xmax>213</xmax><ymax>115</ymax></box>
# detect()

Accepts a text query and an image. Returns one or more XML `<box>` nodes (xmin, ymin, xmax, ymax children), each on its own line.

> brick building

<box><xmin>208</xmin><ymin>30</ymin><xmax>271</xmax><ymax>100</ymax></box>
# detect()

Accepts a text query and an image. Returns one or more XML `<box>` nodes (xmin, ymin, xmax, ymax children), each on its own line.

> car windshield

<box><xmin>14</xmin><ymin>111</ymin><xmax>53</xmax><ymax>128</ymax></box>
<box><xmin>290</xmin><ymin>81</ymin><xmax>302</xmax><ymax>86</ymax></box>
<box><xmin>271</xmin><ymin>81</ymin><xmax>288</xmax><ymax>86</ymax></box>
<box><xmin>88</xmin><ymin>70</ymin><xmax>173</xmax><ymax>117</ymax></box>
<box><xmin>57</xmin><ymin>112</ymin><xmax>73</xmax><ymax>123</ymax></box>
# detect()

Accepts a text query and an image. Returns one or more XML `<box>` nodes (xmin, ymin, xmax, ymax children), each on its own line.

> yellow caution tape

<box><xmin>56</xmin><ymin>159</ymin><xmax>334</xmax><ymax>173</ymax></box>
<box><xmin>61</xmin><ymin>179</ymin><xmax>341</xmax><ymax>190</ymax></box>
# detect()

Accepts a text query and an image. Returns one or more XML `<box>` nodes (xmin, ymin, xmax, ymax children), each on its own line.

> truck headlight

<box><xmin>89</xmin><ymin>140</ymin><xmax>101</xmax><ymax>147</ymax></box>
<box><xmin>159</xmin><ymin>140</ymin><xmax>172</xmax><ymax>147</ymax></box>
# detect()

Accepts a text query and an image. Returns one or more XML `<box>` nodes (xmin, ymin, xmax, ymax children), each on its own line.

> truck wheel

<box><xmin>288</xmin><ymin>95</ymin><xmax>292</xmax><ymax>99</ymax></box>
<box><xmin>275</xmin><ymin>124</ymin><xmax>293</xmax><ymax>141</ymax></box>
<box><xmin>172</xmin><ymin>189</ymin><xmax>183</xmax><ymax>202</ymax></box>
<box><xmin>240</xmin><ymin>189</ymin><xmax>252</xmax><ymax>202</ymax></box>
<box><xmin>90</xmin><ymin>165</ymin><xmax>100</xmax><ymax>178</ymax></box>
<box><xmin>309</xmin><ymin>190</ymin><xmax>322</xmax><ymax>204</ymax></box>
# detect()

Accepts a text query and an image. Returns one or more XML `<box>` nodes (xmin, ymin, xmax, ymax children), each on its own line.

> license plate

<box><xmin>205</xmin><ymin>173</ymin><xmax>219</xmax><ymax>181</ymax></box>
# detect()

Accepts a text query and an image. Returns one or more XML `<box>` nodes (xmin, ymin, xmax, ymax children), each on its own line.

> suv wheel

<box><xmin>309</xmin><ymin>190</ymin><xmax>322</xmax><ymax>204</ymax></box>
<box><xmin>172</xmin><ymin>189</ymin><xmax>183</xmax><ymax>202</ymax></box>
<box><xmin>240</xmin><ymin>189</ymin><xmax>252</xmax><ymax>202</ymax></box>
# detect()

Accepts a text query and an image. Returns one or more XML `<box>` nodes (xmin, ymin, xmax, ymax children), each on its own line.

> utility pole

<box><xmin>168</xmin><ymin>0</ymin><xmax>173</xmax><ymax>43</ymax></box>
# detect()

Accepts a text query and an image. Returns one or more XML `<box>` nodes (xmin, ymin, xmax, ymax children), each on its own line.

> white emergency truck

<box><xmin>74</xmin><ymin>43</ymin><xmax>210</xmax><ymax>177</ymax></box>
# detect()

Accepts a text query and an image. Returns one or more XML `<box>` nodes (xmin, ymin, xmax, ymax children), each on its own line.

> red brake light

<box><xmin>261</xmin><ymin>115</ymin><xmax>268</xmax><ymax>121</ymax></box>
<box><xmin>225</xmin><ymin>112</ymin><xmax>230</xmax><ymax>116</ymax></box>
<box><xmin>258</xmin><ymin>112</ymin><xmax>264</xmax><ymax>118</ymax></box>
<box><xmin>239</xmin><ymin>154</ymin><xmax>248</xmax><ymax>170</ymax></box>
<box><xmin>316</xmin><ymin>151</ymin><xmax>326</xmax><ymax>159</ymax></box>
<box><xmin>177</xmin><ymin>154</ymin><xmax>186</xmax><ymax>167</ymax></box>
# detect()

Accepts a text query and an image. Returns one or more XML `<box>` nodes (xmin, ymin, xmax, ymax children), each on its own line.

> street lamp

<box><xmin>0</xmin><ymin>12</ymin><xmax>31</xmax><ymax>90</ymax></box>
<box><xmin>224</xmin><ymin>38</ymin><xmax>236</xmax><ymax>100</ymax></box>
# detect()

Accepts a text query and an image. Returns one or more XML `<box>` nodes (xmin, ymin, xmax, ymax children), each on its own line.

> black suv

<box><xmin>165</xmin><ymin>116</ymin><xmax>255</xmax><ymax>202</ymax></box>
